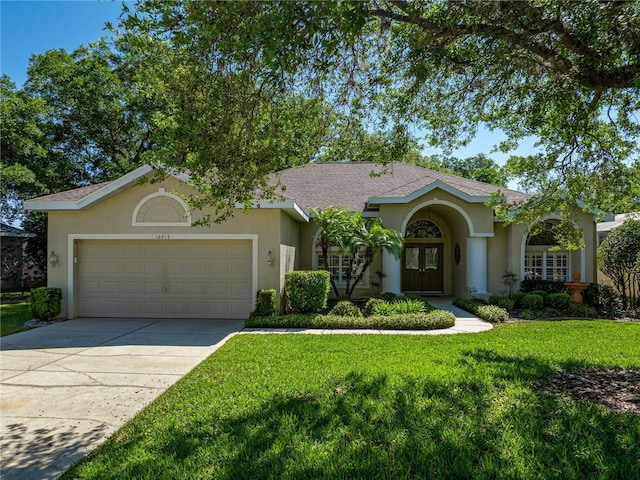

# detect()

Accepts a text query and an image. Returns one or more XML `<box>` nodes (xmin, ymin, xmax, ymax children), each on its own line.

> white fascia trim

<box><xmin>247</xmin><ymin>199</ymin><xmax>309</xmax><ymax>222</ymax></box>
<box><xmin>66</xmin><ymin>233</ymin><xmax>259</xmax><ymax>319</ymax></box>
<box><xmin>368</xmin><ymin>181</ymin><xmax>491</xmax><ymax>205</ymax></box>
<box><xmin>307</xmin><ymin>210</ymin><xmax>380</xmax><ymax>218</ymax></box>
<box><xmin>25</xmin><ymin>165</ymin><xmax>191</xmax><ymax>211</ymax></box>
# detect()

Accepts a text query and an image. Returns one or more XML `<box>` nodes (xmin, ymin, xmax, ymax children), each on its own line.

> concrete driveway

<box><xmin>0</xmin><ymin>318</ymin><xmax>244</xmax><ymax>480</ymax></box>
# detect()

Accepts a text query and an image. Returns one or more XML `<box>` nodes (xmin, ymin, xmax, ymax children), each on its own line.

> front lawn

<box><xmin>63</xmin><ymin>321</ymin><xmax>640</xmax><ymax>480</ymax></box>
<box><xmin>0</xmin><ymin>298</ymin><xmax>32</xmax><ymax>336</ymax></box>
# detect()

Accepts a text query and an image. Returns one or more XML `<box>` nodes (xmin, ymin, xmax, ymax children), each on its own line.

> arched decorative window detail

<box><xmin>132</xmin><ymin>188</ymin><xmax>191</xmax><ymax>226</ymax></box>
<box><xmin>524</xmin><ymin>221</ymin><xmax>569</xmax><ymax>281</ymax></box>
<box><xmin>405</xmin><ymin>219</ymin><xmax>443</xmax><ymax>239</ymax></box>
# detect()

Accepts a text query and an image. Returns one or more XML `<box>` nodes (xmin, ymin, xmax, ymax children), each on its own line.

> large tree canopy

<box><xmin>118</xmin><ymin>0</ymin><xmax>639</xmax><ymax>232</ymax></box>
<box><xmin>1</xmin><ymin>40</ymin><xmax>159</xmax><ymax>222</ymax></box>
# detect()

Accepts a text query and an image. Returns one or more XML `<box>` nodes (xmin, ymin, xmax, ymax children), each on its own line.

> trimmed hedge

<box><xmin>284</xmin><ymin>271</ymin><xmax>330</xmax><ymax>313</ymax></box>
<box><xmin>328</xmin><ymin>300</ymin><xmax>363</xmax><ymax>317</ymax></box>
<box><xmin>519</xmin><ymin>279</ymin><xmax>566</xmax><ymax>294</ymax></box>
<box><xmin>245</xmin><ymin>310</ymin><xmax>455</xmax><ymax>330</ymax></box>
<box><xmin>476</xmin><ymin>305</ymin><xmax>509</xmax><ymax>323</ymax></box>
<box><xmin>31</xmin><ymin>287</ymin><xmax>62</xmax><ymax>321</ymax></box>
<box><xmin>453</xmin><ymin>297</ymin><xmax>508</xmax><ymax>323</ymax></box>
<box><xmin>488</xmin><ymin>295</ymin><xmax>515</xmax><ymax>311</ymax></box>
<box><xmin>249</xmin><ymin>289</ymin><xmax>277</xmax><ymax>318</ymax></box>
<box><xmin>548</xmin><ymin>292</ymin><xmax>571</xmax><ymax>311</ymax></box>
<box><xmin>520</xmin><ymin>293</ymin><xmax>544</xmax><ymax>310</ymax></box>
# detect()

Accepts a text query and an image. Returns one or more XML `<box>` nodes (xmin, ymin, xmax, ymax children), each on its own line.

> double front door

<box><xmin>402</xmin><ymin>243</ymin><xmax>443</xmax><ymax>293</ymax></box>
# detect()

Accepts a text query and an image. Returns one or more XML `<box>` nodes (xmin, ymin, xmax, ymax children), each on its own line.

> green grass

<box><xmin>0</xmin><ymin>298</ymin><xmax>32</xmax><ymax>336</ymax></box>
<box><xmin>63</xmin><ymin>321</ymin><xmax>640</xmax><ymax>480</ymax></box>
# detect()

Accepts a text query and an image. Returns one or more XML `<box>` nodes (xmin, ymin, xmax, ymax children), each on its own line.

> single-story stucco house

<box><xmin>24</xmin><ymin>162</ymin><xmax>599</xmax><ymax>319</ymax></box>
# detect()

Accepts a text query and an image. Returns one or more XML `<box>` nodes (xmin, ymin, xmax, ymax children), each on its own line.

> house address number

<box><xmin>154</xmin><ymin>234</ymin><xmax>171</xmax><ymax>240</ymax></box>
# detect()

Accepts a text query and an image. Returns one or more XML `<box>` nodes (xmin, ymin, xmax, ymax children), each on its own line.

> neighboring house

<box><xmin>24</xmin><ymin>162</ymin><xmax>599</xmax><ymax>319</ymax></box>
<box><xmin>0</xmin><ymin>223</ymin><xmax>37</xmax><ymax>290</ymax></box>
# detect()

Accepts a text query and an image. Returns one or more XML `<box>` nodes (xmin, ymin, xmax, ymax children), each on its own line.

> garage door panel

<box><xmin>77</xmin><ymin>239</ymin><xmax>253</xmax><ymax>319</ymax></box>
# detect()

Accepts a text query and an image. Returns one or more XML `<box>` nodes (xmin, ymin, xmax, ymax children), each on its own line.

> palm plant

<box><xmin>312</xmin><ymin>206</ymin><xmax>403</xmax><ymax>298</ymax></box>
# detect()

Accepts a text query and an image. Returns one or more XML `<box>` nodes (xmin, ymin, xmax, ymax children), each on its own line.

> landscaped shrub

<box><xmin>376</xmin><ymin>292</ymin><xmax>401</xmax><ymax>302</ymax></box>
<box><xmin>362</xmin><ymin>298</ymin><xmax>386</xmax><ymax>317</ymax></box>
<box><xmin>520</xmin><ymin>279</ymin><xmax>566</xmax><ymax>294</ymax></box>
<box><xmin>245</xmin><ymin>310</ymin><xmax>455</xmax><ymax>330</ymax></box>
<box><xmin>488</xmin><ymin>295</ymin><xmax>515</xmax><ymax>311</ymax></box>
<box><xmin>477</xmin><ymin>305</ymin><xmax>509</xmax><ymax>323</ymax></box>
<box><xmin>452</xmin><ymin>297</ymin><xmax>486</xmax><ymax>315</ymax></box>
<box><xmin>389</xmin><ymin>298</ymin><xmax>425</xmax><ymax>315</ymax></box>
<box><xmin>249</xmin><ymin>289</ymin><xmax>277</xmax><ymax>318</ymax></box>
<box><xmin>30</xmin><ymin>287</ymin><xmax>62</xmax><ymax>321</ymax></box>
<box><xmin>511</xmin><ymin>291</ymin><xmax>526</xmax><ymax>308</ymax></box>
<box><xmin>371</xmin><ymin>301</ymin><xmax>396</xmax><ymax>316</ymax></box>
<box><xmin>569</xmin><ymin>304</ymin><xmax>597</xmax><ymax>318</ymax></box>
<box><xmin>284</xmin><ymin>271</ymin><xmax>331</xmax><ymax>313</ymax></box>
<box><xmin>529</xmin><ymin>290</ymin><xmax>549</xmax><ymax>304</ymax></box>
<box><xmin>520</xmin><ymin>293</ymin><xmax>544</xmax><ymax>310</ymax></box>
<box><xmin>548</xmin><ymin>292</ymin><xmax>571</xmax><ymax>311</ymax></box>
<box><xmin>328</xmin><ymin>300</ymin><xmax>363</xmax><ymax>317</ymax></box>
<box><xmin>582</xmin><ymin>283</ymin><xmax>622</xmax><ymax>316</ymax></box>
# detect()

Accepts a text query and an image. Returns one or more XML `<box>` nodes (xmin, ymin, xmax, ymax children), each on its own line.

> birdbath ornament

<box><xmin>564</xmin><ymin>272</ymin><xmax>588</xmax><ymax>305</ymax></box>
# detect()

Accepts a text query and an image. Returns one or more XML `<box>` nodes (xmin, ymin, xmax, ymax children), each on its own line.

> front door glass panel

<box><xmin>405</xmin><ymin>247</ymin><xmax>420</xmax><ymax>270</ymax></box>
<box><xmin>424</xmin><ymin>247</ymin><xmax>438</xmax><ymax>270</ymax></box>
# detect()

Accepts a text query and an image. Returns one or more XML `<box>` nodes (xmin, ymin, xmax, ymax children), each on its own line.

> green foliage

<box><xmin>599</xmin><ymin>219</ymin><xmax>640</xmax><ymax>309</ymax></box>
<box><xmin>476</xmin><ymin>305</ymin><xmax>509</xmax><ymax>323</ymax></box>
<box><xmin>370</xmin><ymin>301</ymin><xmax>395</xmax><ymax>316</ymax></box>
<box><xmin>511</xmin><ymin>291</ymin><xmax>526</xmax><ymax>308</ymax></box>
<box><xmin>520</xmin><ymin>280</ymin><xmax>566</xmax><ymax>295</ymax></box>
<box><xmin>488</xmin><ymin>295</ymin><xmax>515</xmax><ymax>311</ymax></box>
<box><xmin>249</xmin><ymin>289</ymin><xmax>277</xmax><ymax>318</ymax></box>
<box><xmin>521</xmin><ymin>294</ymin><xmax>544</xmax><ymax>310</ymax></box>
<box><xmin>328</xmin><ymin>300</ymin><xmax>363</xmax><ymax>318</ymax></box>
<box><xmin>387</xmin><ymin>298</ymin><xmax>425</xmax><ymax>315</ymax></box>
<box><xmin>116</xmin><ymin>1</ymin><xmax>640</xmax><ymax>233</ymax></box>
<box><xmin>362</xmin><ymin>298</ymin><xmax>386</xmax><ymax>317</ymax></box>
<box><xmin>284</xmin><ymin>271</ymin><xmax>331</xmax><ymax>314</ymax></box>
<box><xmin>529</xmin><ymin>290</ymin><xmax>550</xmax><ymax>305</ymax></box>
<box><xmin>452</xmin><ymin>297</ymin><xmax>486</xmax><ymax>315</ymax></box>
<box><xmin>569</xmin><ymin>304</ymin><xmax>598</xmax><ymax>318</ymax></box>
<box><xmin>313</xmin><ymin>206</ymin><xmax>403</xmax><ymax>298</ymax></box>
<box><xmin>548</xmin><ymin>293</ymin><xmax>571</xmax><ymax>311</ymax></box>
<box><xmin>582</xmin><ymin>284</ymin><xmax>622</xmax><ymax>317</ymax></box>
<box><xmin>30</xmin><ymin>287</ymin><xmax>62</xmax><ymax>321</ymax></box>
<box><xmin>245</xmin><ymin>310</ymin><xmax>455</xmax><ymax>330</ymax></box>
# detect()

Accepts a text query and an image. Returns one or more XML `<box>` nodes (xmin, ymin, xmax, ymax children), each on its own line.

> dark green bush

<box><xmin>582</xmin><ymin>283</ymin><xmax>622</xmax><ymax>316</ymax></box>
<box><xmin>31</xmin><ymin>287</ymin><xmax>63</xmax><ymax>321</ymax></box>
<box><xmin>477</xmin><ymin>305</ymin><xmax>509</xmax><ymax>323</ymax></box>
<box><xmin>363</xmin><ymin>298</ymin><xmax>386</xmax><ymax>317</ymax></box>
<box><xmin>488</xmin><ymin>295</ymin><xmax>515</xmax><ymax>311</ymax></box>
<box><xmin>452</xmin><ymin>297</ymin><xmax>485</xmax><ymax>315</ymax></box>
<box><xmin>284</xmin><ymin>271</ymin><xmax>331</xmax><ymax>313</ymax></box>
<box><xmin>376</xmin><ymin>292</ymin><xmax>400</xmax><ymax>302</ymax></box>
<box><xmin>520</xmin><ymin>294</ymin><xmax>544</xmax><ymax>310</ymax></box>
<box><xmin>529</xmin><ymin>290</ymin><xmax>549</xmax><ymax>303</ymax></box>
<box><xmin>548</xmin><ymin>292</ymin><xmax>571</xmax><ymax>311</ymax></box>
<box><xmin>329</xmin><ymin>300</ymin><xmax>363</xmax><ymax>317</ymax></box>
<box><xmin>569</xmin><ymin>304</ymin><xmax>597</xmax><ymax>318</ymax></box>
<box><xmin>245</xmin><ymin>310</ymin><xmax>455</xmax><ymax>330</ymax></box>
<box><xmin>520</xmin><ymin>279</ymin><xmax>566</xmax><ymax>294</ymax></box>
<box><xmin>249</xmin><ymin>289</ymin><xmax>277</xmax><ymax>318</ymax></box>
<box><xmin>511</xmin><ymin>291</ymin><xmax>526</xmax><ymax>308</ymax></box>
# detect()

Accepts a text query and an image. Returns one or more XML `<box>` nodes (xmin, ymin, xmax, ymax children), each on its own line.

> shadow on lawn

<box><xmin>174</xmin><ymin>378</ymin><xmax>635</xmax><ymax>478</ymax></box>
<box><xmin>66</xmin><ymin>352</ymin><xmax>640</xmax><ymax>479</ymax></box>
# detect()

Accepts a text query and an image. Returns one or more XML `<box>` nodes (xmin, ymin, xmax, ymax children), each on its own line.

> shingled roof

<box><xmin>273</xmin><ymin>162</ymin><xmax>529</xmax><ymax>212</ymax></box>
<box><xmin>26</xmin><ymin>162</ymin><xmax>530</xmax><ymax>214</ymax></box>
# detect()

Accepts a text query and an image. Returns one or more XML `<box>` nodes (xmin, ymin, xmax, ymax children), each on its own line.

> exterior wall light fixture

<box><xmin>49</xmin><ymin>251</ymin><xmax>59</xmax><ymax>268</ymax></box>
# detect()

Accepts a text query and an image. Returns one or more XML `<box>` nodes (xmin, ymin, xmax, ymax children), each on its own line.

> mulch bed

<box><xmin>537</xmin><ymin>368</ymin><xmax>640</xmax><ymax>415</ymax></box>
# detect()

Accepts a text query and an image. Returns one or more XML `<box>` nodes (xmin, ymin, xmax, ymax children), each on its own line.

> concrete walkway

<box><xmin>0</xmin><ymin>302</ymin><xmax>488</xmax><ymax>480</ymax></box>
<box><xmin>0</xmin><ymin>318</ymin><xmax>243</xmax><ymax>480</ymax></box>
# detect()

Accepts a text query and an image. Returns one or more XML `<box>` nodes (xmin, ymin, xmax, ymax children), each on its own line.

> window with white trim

<box><xmin>315</xmin><ymin>246</ymin><xmax>369</xmax><ymax>286</ymax></box>
<box><xmin>524</xmin><ymin>222</ymin><xmax>570</xmax><ymax>281</ymax></box>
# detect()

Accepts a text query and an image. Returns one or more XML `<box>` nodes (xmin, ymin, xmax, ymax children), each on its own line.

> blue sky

<box><xmin>1</xmin><ymin>0</ymin><xmax>537</xmax><ymax>182</ymax></box>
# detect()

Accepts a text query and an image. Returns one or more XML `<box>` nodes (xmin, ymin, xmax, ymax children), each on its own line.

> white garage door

<box><xmin>76</xmin><ymin>239</ymin><xmax>253</xmax><ymax>318</ymax></box>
